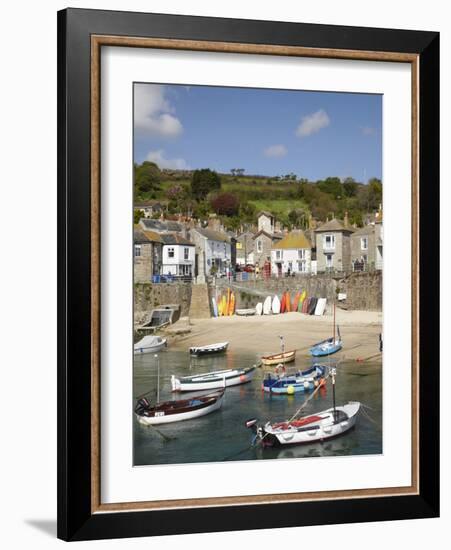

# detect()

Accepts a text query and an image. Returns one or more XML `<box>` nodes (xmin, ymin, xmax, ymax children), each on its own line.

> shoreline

<box><xmin>165</xmin><ymin>310</ymin><xmax>382</xmax><ymax>363</ymax></box>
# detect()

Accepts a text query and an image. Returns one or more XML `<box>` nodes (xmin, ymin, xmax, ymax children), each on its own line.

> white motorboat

<box><xmin>134</xmin><ymin>335</ymin><xmax>167</xmax><ymax>355</ymax></box>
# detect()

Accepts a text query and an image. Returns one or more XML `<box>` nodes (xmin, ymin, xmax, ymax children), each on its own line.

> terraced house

<box><xmin>271</xmin><ymin>230</ymin><xmax>312</xmax><ymax>276</ymax></box>
<box><xmin>315</xmin><ymin>217</ymin><xmax>355</xmax><ymax>273</ymax></box>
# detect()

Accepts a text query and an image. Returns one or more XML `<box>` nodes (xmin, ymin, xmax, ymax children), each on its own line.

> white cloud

<box><xmin>264</xmin><ymin>144</ymin><xmax>288</xmax><ymax>158</ymax></box>
<box><xmin>134</xmin><ymin>84</ymin><xmax>183</xmax><ymax>137</ymax></box>
<box><xmin>146</xmin><ymin>149</ymin><xmax>190</xmax><ymax>170</ymax></box>
<box><xmin>361</xmin><ymin>126</ymin><xmax>377</xmax><ymax>136</ymax></box>
<box><xmin>296</xmin><ymin>109</ymin><xmax>330</xmax><ymax>137</ymax></box>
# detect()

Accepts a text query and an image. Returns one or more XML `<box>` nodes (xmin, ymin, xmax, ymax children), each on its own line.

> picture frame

<box><xmin>57</xmin><ymin>7</ymin><xmax>439</xmax><ymax>541</ymax></box>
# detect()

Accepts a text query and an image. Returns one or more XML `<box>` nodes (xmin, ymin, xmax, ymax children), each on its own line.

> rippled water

<box><xmin>133</xmin><ymin>350</ymin><xmax>382</xmax><ymax>466</ymax></box>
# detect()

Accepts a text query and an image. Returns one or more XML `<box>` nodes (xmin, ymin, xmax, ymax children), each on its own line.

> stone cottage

<box><xmin>315</xmin><ymin>218</ymin><xmax>354</xmax><ymax>273</ymax></box>
<box><xmin>351</xmin><ymin>225</ymin><xmax>376</xmax><ymax>271</ymax></box>
<box><xmin>133</xmin><ymin>226</ymin><xmax>163</xmax><ymax>282</ymax></box>
<box><xmin>253</xmin><ymin>230</ymin><xmax>283</xmax><ymax>268</ymax></box>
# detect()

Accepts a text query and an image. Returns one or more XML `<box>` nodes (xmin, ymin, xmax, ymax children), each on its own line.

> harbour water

<box><xmin>133</xmin><ymin>350</ymin><xmax>382</xmax><ymax>466</ymax></box>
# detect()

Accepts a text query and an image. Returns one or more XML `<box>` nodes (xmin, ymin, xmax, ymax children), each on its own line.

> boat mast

<box><xmin>331</xmin><ymin>366</ymin><xmax>337</xmax><ymax>422</ymax></box>
<box><xmin>155</xmin><ymin>354</ymin><xmax>160</xmax><ymax>404</ymax></box>
<box><xmin>333</xmin><ymin>301</ymin><xmax>336</xmax><ymax>342</ymax></box>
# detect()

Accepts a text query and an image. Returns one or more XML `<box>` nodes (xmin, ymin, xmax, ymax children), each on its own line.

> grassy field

<box><xmin>248</xmin><ymin>199</ymin><xmax>308</xmax><ymax>217</ymax></box>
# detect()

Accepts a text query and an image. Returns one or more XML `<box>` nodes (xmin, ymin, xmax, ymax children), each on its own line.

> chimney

<box><xmin>344</xmin><ymin>211</ymin><xmax>349</xmax><ymax>227</ymax></box>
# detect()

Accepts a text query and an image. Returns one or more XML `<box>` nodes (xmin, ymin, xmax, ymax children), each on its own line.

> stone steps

<box><xmin>189</xmin><ymin>284</ymin><xmax>211</xmax><ymax>319</ymax></box>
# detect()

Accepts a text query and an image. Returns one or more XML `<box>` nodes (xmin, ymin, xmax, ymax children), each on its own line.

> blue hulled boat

<box><xmin>262</xmin><ymin>365</ymin><xmax>326</xmax><ymax>394</ymax></box>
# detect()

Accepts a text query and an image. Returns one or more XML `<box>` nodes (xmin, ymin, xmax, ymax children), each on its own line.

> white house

<box><xmin>160</xmin><ymin>234</ymin><xmax>195</xmax><ymax>278</ymax></box>
<box><xmin>257</xmin><ymin>211</ymin><xmax>276</xmax><ymax>234</ymax></box>
<box><xmin>190</xmin><ymin>227</ymin><xmax>232</xmax><ymax>277</ymax></box>
<box><xmin>271</xmin><ymin>230</ymin><xmax>312</xmax><ymax>276</ymax></box>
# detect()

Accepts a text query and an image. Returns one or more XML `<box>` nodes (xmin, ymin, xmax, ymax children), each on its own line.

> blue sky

<box><xmin>134</xmin><ymin>83</ymin><xmax>382</xmax><ymax>182</ymax></box>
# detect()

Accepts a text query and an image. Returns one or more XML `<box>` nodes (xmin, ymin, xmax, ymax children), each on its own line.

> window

<box><xmin>134</xmin><ymin>245</ymin><xmax>141</xmax><ymax>257</ymax></box>
<box><xmin>326</xmin><ymin>254</ymin><xmax>333</xmax><ymax>268</ymax></box>
<box><xmin>276</xmin><ymin>250</ymin><xmax>282</xmax><ymax>260</ymax></box>
<box><xmin>288</xmin><ymin>261</ymin><xmax>293</xmax><ymax>271</ymax></box>
<box><xmin>257</xmin><ymin>240</ymin><xmax>263</xmax><ymax>253</ymax></box>
<box><xmin>298</xmin><ymin>260</ymin><xmax>306</xmax><ymax>272</ymax></box>
<box><xmin>361</xmin><ymin>237</ymin><xmax>368</xmax><ymax>250</ymax></box>
<box><xmin>323</xmin><ymin>234</ymin><xmax>335</xmax><ymax>250</ymax></box>
<box><xmin>184</xmin><ymin>247</ymin><xmax>189</xmax><ymax>260</ymax></box>
<box><xmin>168</xmin><ymin>247</ymin><xmax>175</xmax><ymax>258</ymax></box>
<box><xmin>298</xmin><ymin>249</ymin><xmax>305</xmax><ymax>259</ymax></box>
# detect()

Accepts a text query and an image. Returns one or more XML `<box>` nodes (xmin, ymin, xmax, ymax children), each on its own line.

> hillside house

<box><xmin>134</xmin><ymin>201</ymin><xmax>166</xmax><ymax>219</ymax></box>
<box><xmin>351</xmin><ymin>225</ymin><xmax>376</xmax><ymax>271</ymax></box>
<box><xmin>190</xmin><ymin>227</ymin><xmax>232</xmax><ymax>277</ymax></box>
<box><xmin>235</xmin><ymin>231</ymin><xmax>255</xmax><ymax>266</ymax></box>
<box><xmin>160</xmin><ymin>234</ymin><xmax>195</xmax><ymax>279</ymax></box>
<box><xmin>315</xmin><ymin>218</ymin><xmax>355</xmax><ymax>273</ymax></box>
<box><xmin>133</xmin><ymin>227</ymin><xmax>163</xmax><ymax>282</ymax></box>
<box><xmin>257</xmin><ymin>211</ymin><xmax>276</xmax><ymax>234</ymax></box>
<box><xmin>253</xmin><ymin>230</ymin><xmax>283</xmax><ymax>268</ymax></box>
<box><xmin>271</xmin><ymin>230</ymin><xmax>312</xmax><ymax>276</ymax></box>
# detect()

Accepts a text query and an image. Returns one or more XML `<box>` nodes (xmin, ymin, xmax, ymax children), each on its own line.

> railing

<box><xmin>151</xmin><ymin>274</ymin><xmax>193</xmax><ymax>283</ymax></box>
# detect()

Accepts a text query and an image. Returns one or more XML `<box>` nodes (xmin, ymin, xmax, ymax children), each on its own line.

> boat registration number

<box><xmin>154</xmin><ymin>411</ymin><xmax>165</xmax><ymax>417</ymax></box>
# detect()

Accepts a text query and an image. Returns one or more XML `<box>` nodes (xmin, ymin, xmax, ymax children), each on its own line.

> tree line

<box><xmin>134</xmin><ymin>161</ymin><xmax>382</xmax><ymax>230</ymax></box>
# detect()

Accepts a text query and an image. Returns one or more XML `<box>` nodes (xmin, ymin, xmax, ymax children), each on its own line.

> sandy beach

<box><xmin>166</xmin><ymin>310</ymin><xmax>382</xmax><ymax>363</ymax></box>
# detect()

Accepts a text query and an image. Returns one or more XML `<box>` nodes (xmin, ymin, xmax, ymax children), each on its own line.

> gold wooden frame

<box><xmin>90</xmin><ymin>35</ymin><xmax>419</xmax><ymax>514</ymax></box>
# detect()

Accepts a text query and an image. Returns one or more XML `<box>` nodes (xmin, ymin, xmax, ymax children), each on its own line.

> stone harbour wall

<box><xmin>134</xmin><ymin>282</ymin><xmax>192</xmax><ymax>324</ymax></box>
<box><xmin>215</xmin><ymin>271</ymin><xmax>382</xmax><ymax>312</ymax></box>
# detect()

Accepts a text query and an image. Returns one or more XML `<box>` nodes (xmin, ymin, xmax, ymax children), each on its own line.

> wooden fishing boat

<box><xmin>251</xmin><ymin>401</ymin><xmax>360</xmax><ymax>446</ymax></box>
<box><xmin>189</xmin><ymin>341</ymin><xmax>229</xmax><ymax>356</ymax></box>
<box><xmin>135</xmin><ymin>389</ymin><xmax>225</xmax><ymax>425</ymax></box>
<box><xmin>171</xmin><ymin>366</ymin><xmax>256</xmax><ymax>392</ymax></box>
<box><xmin>261</xmin><ymin>349</ymin><xmax>296</xmax><ymax>366</ymax></box>
<box><xmin>235</xmin><ymin>308</ymin><xmax>256</xmax><ymax>316</ymax></box>
<box><xmin>134</xmin><ymin>335</ymin><xmax>167</xmax><ymax>355</ymax></box>
<box><xmin>262</xmin><ymin>365</ymin><xmax>326</xmax><ymax>394</ymax></box>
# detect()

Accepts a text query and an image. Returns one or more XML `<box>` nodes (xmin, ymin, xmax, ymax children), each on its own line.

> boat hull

<box><xmin>136</xmin><ymin>391</ymin><xmax>224</xmax><ymax>425</ymax></box>
<box><xmin>189</xmin><ymin>342</ymin><xmax>229</xmax><ymax>356</ymax></box>
<box><xmin>310</xmin><ymin>342</ymin><xmax>342</xmax><ymax>357</ymax></box>
<box><xmin>262</xmin><ymin>402</ymin><xmax>360</xmax><ymax>446</ymax></box>
<box><xmin>133</xmin><ymin>339</ymin><xmax>167</xmax><ymax>355</ymax></box>
<box><xmin>263</xmin><ymin>366</ymin><xmax>325</xmax><ymax>394</ymax></box>
<box><xmin>172</xmin><ymin>367</ymin><xmax>255</xmax><ymax>392</ymax></box>
<box><xmin>261</xmin><ymin>350</ymin><xmax>296</xmax><ymax>366</ymax></box>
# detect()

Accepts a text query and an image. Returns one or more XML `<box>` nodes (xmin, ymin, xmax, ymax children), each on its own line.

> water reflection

<box><xmin>133</xmin><ymin>350</ymin><xmax>382</xmax><ymax>466</ymax></box>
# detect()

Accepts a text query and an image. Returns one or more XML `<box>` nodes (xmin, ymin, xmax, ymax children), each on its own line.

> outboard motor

<box><xmin>245</xmin><ymin>418</ymin><xmax>261</xmax><ymax>445</ymax></box>
<box><xmin>135</xmin><ymin>397</ymin><xmax>151</xmax><ymax>415</ymax></box>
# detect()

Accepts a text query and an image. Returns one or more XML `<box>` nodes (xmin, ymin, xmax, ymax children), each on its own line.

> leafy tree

<box><xmin>210</xmin><ymin>192</ymin><xmax>239</xmax><ymax>217</ymax></box>
<box><xmin>357</xmin><ymin>178</ymin><xmax>382</xmax><ymax>211</ymax></box>
<box><xmin>239</xmin><ymin>201</ymin><xmax>257</xmax><ymax>223</ymax></box>
<box><xmin>317</xmin><ymin>177</ymin><xmax>343</xmax><ymax>199</ymax></box>
<box><xmin>343</xmin><ymin>177</ymin><xmax>358</xmax><ymax>197</ymax></box>
<box><xmin>191</xmin><ymin>169</ymin><xmax>221</xmax><ymax>201</ymax></box>
<box><xmin>134</xmin><ymin>161</ymin><xmax>161</xmax><ymax>196</ymax></box>
<box><xmin>287</xmin><ymin>208</ymin><xmax>308</xmax><ymax>229</ymax></box>
<box><xmin>134</xmin><ymin>209</ymin><xmax>145</xmax><ymax>224</ymax></box>
<box><xmin>192</xmin><ymin>200</ymin><xmax>211</xmax><ymax>220</ymax></box>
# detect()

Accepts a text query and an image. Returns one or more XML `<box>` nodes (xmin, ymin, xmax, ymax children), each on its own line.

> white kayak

<box><xmin>134</xmin><ymin>335</ymin><xmax>167</xmax><ymax>355</ymax></box>
<box><xmin>314</xmin><ymin>297</ymin><xmax>327</xmax><ymax>316</ymax></box>
<box><xmin>256</xmin><ymin>302</ymin><xmax>263</xmax><ymax>315</ymax></box>
<box><xmin>272</xmin><ymin>295</ymin><xmax>281</xmax><ymax>314</ymax></box>
<box><xmin>235</xmin><ymin>308</ymin><xmax>256</xmax><ymax>316</ymax></box>
<box><xmin>263</xmin><ymin>296</ymin><xmax>272</xmax><ymax>315</ymax></box>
